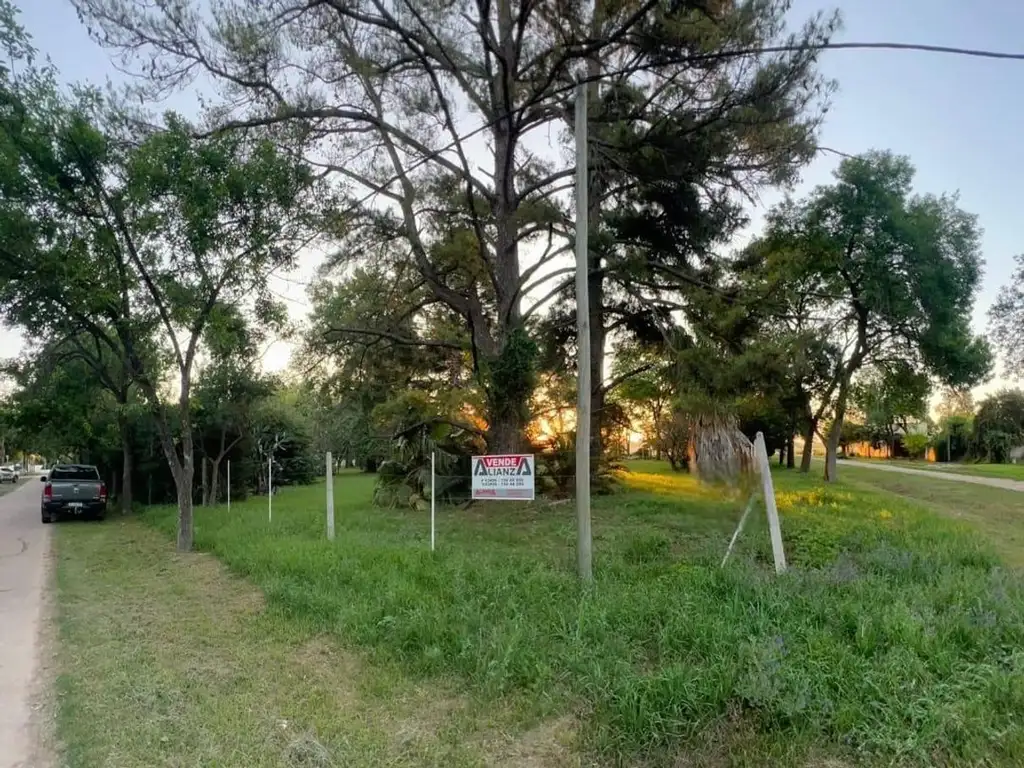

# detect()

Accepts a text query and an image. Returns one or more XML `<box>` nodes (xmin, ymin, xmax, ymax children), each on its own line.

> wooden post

<box><xmin>326</xmin><ymin>451</ymin><xmax>334</xmax><ymax>541</ymax></box>
<box><xmin>430</xmin><ymin>451</ymin><xmax>436</xmax><ymax>552</ymax></box>
<box><xmin>721</xmin><ymin>491</ymin><xmax>758</xmax><ymax>568</ymax></box>
<box><xmin>754</xmin><ymin>432</ymin><xmax>787</xmax><ymax>574</ymax></box>
<box><xmin>573</xmin><ymin>82</ymin><xmax>592</xmax><ymax>582</ymax></box>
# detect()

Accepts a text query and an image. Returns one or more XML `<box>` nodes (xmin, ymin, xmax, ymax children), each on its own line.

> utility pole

<box><xmin>574</xmin><ymin>82</ymin><xmax>593</xmax><ymax>582</ymax></box>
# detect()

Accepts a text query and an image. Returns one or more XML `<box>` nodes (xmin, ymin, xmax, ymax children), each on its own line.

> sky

<box><xmin>2</xmin><ymin>0</ymin><xmax>1023</xmax><ymax>395</ymax></box>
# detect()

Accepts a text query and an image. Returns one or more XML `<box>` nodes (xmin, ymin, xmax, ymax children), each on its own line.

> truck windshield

<box><xmin>50</xmin><ymin>467</ymin><xmax>100</xmax><ymax>481</ymax></box>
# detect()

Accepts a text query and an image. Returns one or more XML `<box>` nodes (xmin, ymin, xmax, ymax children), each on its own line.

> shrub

<box><xmin>903</xmin><ymin>432</ymin><xmax>930</xmax><ymax>458</ymax></box>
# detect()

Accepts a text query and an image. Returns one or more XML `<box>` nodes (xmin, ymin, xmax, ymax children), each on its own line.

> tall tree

<box><xmin>193</xmin><ymin>308</ymin><xmax>275</xmax><ymax>506</ymax></box>
<box><xmin>15</xmin><ymin>332</ymin><xmax>153</xmax><ymax>512</ymax></box>
<box><xmin>990</xmin><ymin>253</ymin><xmax>1024</xmax><ymax>379</ymax></box>
<box><xmin>936</xmin><ymin>387</ymin><xmax>975</xmax><ymax>421</ymax></box>
<box><xmin>573</xmin><ymin>0</ymin><xmax>838</xmax><ymax>458</ymax></box>
<box><xmin>72</xmin><ymin>0</ymin><xmax>839</xmax><ymax>454</ymax></box>
<box><xmin>852</xmin><ymin>363</ymin><xmax>930</xmax><ymax>458</ymax></box>
<box><xmin>0</xmin><ymin>16</ymin><xmax>325</xmax><ymax>549</ymax></box>
<box><xmin>754</xmin><ymin>151</ymin><xmax>991</xmax><ymax>481</ymax></box>
<box><xmin>972</xmin><ymin>389</ymin><xmax>1024</xmax><ymax>463</ymax></box>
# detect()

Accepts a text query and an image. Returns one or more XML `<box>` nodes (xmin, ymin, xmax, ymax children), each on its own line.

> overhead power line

<box><xmin>326</xmin><ymin>39</ymin><xmax>1024</xmax><ymax>219</ymax></box>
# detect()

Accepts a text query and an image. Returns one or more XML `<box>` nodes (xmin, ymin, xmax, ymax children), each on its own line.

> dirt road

<box><xmin>844</xmin><ymin>459</ymin><xmax>1024</xmax><ymax>492</ymax></box>
<box><xmin>0</xmin><ymin>480</ymin><xmax>52</xmax><ymax>768</ymax></box>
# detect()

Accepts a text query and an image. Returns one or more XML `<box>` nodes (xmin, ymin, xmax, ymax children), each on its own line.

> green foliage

<box><xmin>971</xmin><ymin>390</ymin><xmax>1024</xmax><ymax>463</ymax></box>
<box><xmin>853</xmin><ymin>364</ymin><xmax>930</xmax><ymax>448</ymax></box>
<box><xmin>990</xmin><ymin>253</ymin><xmax>1024</xmax><ymax>378</ymax></box>
<box><xmin>653</xmin><ymin>409</ymin><xmax>691</xmax><ymax>472</ymax></box>
<box><xmin>753</xmin><ymin>151</ymin><xmax>991</xmax><ymax>478</ymax></box>
<box><xmin>251</xmin><ymin>396</ymin><xmax>317</xmax><ymax>488</ymax></box>
<box><xmin>0</xmin><ymin>10</ymin><xmax>326</xmax><ymax>546</ymax></box>
<box><xmin>835</xmin><ymin>420</ymin><xmax>872</xmax><ymax>454</ymax></box>
<box><xmin>534</xmin><ymin>430</ymin><xmax>622</xmax><ymax>496</ymax></box>
<box><xmin>480</xmin><ymin>327</ymin><xmax>538</xmax><ymax>441</ymax></box>
<box><xmin>736</xmin><ymin>393</ymin><xmax>790</xmax><ymax>458</ymax></box>
<box><xmin>903</xmin><ymin>433</ymin><xmax>930</xmax><ymax>459</ymax></box>
<box><xmin>370</xmin><ymin>390</ymin><xmax>485</xmax><ymax>508</ymax></box>
<box><xmin>141</xmin><ymin>467</ymin><xmax>1024</xmax><ymax>765</ymax></box>
<box><xmin>934</xmin><ymin>414</ymin><xmax>972</xmax><ymax>463</ymax></box>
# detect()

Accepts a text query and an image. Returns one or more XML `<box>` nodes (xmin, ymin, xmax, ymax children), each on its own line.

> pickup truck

<box><xmin>0</xmin><ymin>465</ymin><xmax>18</xmax><ymax>483</ymax></box>
<box><xmin>41</xmin><ymin>465</ymin><xmax>107</xmax><ymax>523</ymax></box>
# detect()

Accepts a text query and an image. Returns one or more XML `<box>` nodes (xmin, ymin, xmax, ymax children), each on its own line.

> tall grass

<box><xmin>142</xmin><ymin>466</ymin><xmax>1024</xmax><ymax>766</ymax></box>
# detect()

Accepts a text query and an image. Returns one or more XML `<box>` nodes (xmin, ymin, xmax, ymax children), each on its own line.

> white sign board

<box><xmin>471</xmin><ymin>454</ymin><xmax>535</xmax><ymax>500</ymax></box>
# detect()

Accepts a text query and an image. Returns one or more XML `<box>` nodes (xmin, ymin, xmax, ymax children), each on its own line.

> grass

<box><xmin>839</xmin><ymin>463</ymin><xmax>1024</xmax><ymax>568</ymax></box>
<box><xmin>54</xmin><ymin>518</ymin><xmax>574</xmax><ymax>767</ymax></box>
<box><xmin>54</xmin><ymin>462</ymin><xmax>1024</xmax><ymax>766</ymax></box>
<box><xmin>848</xmin><ymin>457</ymin><xmax>1024</xmax><ymax>482</ymax></box>
<box><xmin>0</xmin><ymin>477</ymin><xmax>25</xmax><ymax>496</ymax></box>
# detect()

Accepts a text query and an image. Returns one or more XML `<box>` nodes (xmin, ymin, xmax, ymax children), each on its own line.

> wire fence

<box><xmin>230</xmin><ymin>437</ymin><xmax>787</xmax><ymax>576</ymax></box>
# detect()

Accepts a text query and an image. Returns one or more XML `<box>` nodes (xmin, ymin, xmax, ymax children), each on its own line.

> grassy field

<box><xmin>839</xmin><ymin>463</ymin><xmax>1024</xmax><ymax>567</ymax></box>
<box><xmin>0</xmin><ymin>477</ymin><xmax>25</xmax><ymax>496</ymax></box>
<box><xmin>55</xmin><ymin>519</ymin><xmax>567</xmax><ymax>767</ymax></box>
<box><xmin>54</xmin><ymin>463</ymin><xmax>1024</xmax><ymax>766</ymax></box>
<box><xmin>848</xmin><ymin>457</ymin><xmax>1024</xmax><ymax>482</ymax></box>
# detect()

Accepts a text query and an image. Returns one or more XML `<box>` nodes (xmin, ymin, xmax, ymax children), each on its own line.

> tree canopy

<box><xmin>749</xmin><ymin>151</ymin><xmax>991</xmax><ymax>480</ymax></box>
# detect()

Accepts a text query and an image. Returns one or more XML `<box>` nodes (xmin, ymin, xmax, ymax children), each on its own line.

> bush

<box><xmin>536</xmin><ymin>430</ymin><xmax>621</xmax><ymax>495</ymax></box>
<box><xmin>903</xmin><ymin>432</ymin><xmax>929</xmax><ymax>458</ymax></box>
<box><xmin>653</xmin><ymin>410</ymin><xmax>690</xmax><ymax>471</ymax></box>
<box><xmin>972</xmin><ymin>390</ymin><xmax>1024</xmax><ymax>462</ymax></box>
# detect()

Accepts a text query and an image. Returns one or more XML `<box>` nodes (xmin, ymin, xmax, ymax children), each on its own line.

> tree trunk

<box><xmin>786</xmin><ymin>433</ymin><xmax>795</xmax><ymax>470</ymax></box>
<box><xmin>777</xmin><ymin>443</ymin><xmax>785</xmax><ymax>466</ymax></box>
<box><xmin>825</xmin><ymin>421</ymin><xmax>842</xmax><ymax>481</ymax></box>
<box><xmin>800</xmin><ymin>416</ymin><xmax>817</xmax><ymax>473</ymax></box>
<box><xmin>584</xmin><ymin>21</ymin><xmax>606</xmax><ymax>466</ymax></box>
<box><xmin>201</xmin><ymin>456</ymin><xmax>210</xmax><ymax>506</ymax></box>
<box><xmin>118</xmin><ymin>415</ymin><xmax>133</xmax><ymax>515</ymax></box>
<box><xmin>209</xmin><ymin>458</ymin><xmax>221</xmax><ymax>506</ymax></box>
<box><xmin>152</xmin><ymin>422</ymin><xmax>194</xmax><ymax>550</ymax></box>
<box><xmin>177</xmin><ymin>435</ymin><xmax>195</xmax><ymax>551</ymax></box>
<box><xmin>143</xmin><ymin>374</ymin><xmax>196</xmax><ymax>551</ymax></box>
<box><xmin>589</xmin><ymin>295</ymin><xmax>605</xmax><ymax>465</ymax></box>
<box><xmin>824</xmin><ymin>376</ymin><xmax>854</xmax><ymax>483</ymax></box>
<box><xmin>488</xmin><ymin>413</ymin><xmax>525</xmax><ymax>454</ymax></box>
<box><xmin>175</xmin><ymin>471</ymin><xmax>194</xmax><ymax>550</ymax></box>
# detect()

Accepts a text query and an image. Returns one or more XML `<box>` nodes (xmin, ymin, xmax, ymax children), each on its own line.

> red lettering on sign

<box><xmin>482</xmin><ymin>455</ymin><xmax>525</xmax><ymax>468</ymax></box>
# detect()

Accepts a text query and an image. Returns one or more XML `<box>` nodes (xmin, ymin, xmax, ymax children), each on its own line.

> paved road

<box><xmin>843</xmin><ymin>459</ymin><xmax>1024</xmax><ymax>492</ymax></box>
<box><xmin>0</xmin><ymin>480</ymin><xmax>51</xmax><ymax>768</ymax></box>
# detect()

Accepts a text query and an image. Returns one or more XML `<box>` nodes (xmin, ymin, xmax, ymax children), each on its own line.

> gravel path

<box><xmin>843</xmin><ymin>460</ymin><xmax>1024</xmax><ymax>492</ymax></box>
<box><xmin>0</xmin><ymin>480</ymin><xmax>53</xmax><ymax>768</ymax></box>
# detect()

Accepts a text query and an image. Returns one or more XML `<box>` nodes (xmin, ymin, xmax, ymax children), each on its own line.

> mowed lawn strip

<box><xmin>54</xmin><ymin>517</ymin><xmax>576</xmax><ymax>768</ymax></box>
<box><xmin>848</xmin><ymin>458</ymin><xmax>1024</xmax><ymax>482</ymax></box>
<box><xmin>839</xmin><ymin>463</ymin><xmax>1024</xmax><ymax>568</ymax></box>
<box><xmin>112</xmin><ymin>465</ymin><xmax>1024</xmax><ymax>766</ymax></box>
<box><xmin>0</xmin><ymin>477</ymin><xmax>26</xmax><ymax>496</ymax></box>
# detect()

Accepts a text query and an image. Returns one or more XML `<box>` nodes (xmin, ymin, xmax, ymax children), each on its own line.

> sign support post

<box><xmin>754</xmin><ymin>432</ymin><xmax>787</xmax><ymax>574</ymax></box>
<box><xmin>326</xmin><ymin>451</ymin><xmax>334</xmax><ymax>541</ymax></box>
<box><xmin>430</xmin><ymin>451</ymin><xmax>436</xmax><ymax>551</ymax></box>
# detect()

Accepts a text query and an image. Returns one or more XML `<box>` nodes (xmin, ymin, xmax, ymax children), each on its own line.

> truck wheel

<box><xmin>41</xmin><ymin>510</ymin><xmax>52</xmax><ymax>524</ymax></box>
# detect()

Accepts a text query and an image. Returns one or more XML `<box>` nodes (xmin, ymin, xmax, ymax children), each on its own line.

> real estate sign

<box><xmin>471</xmin><ymin>454</ymin><xmax>535</xmax><ymax>500</ymax></box>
